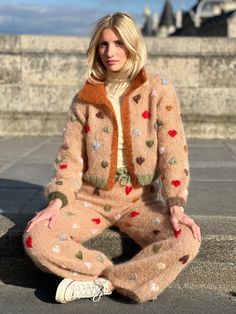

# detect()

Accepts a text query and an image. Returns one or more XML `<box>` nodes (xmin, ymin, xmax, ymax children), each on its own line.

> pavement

<box><xmin>0</xmin><ymin>136</ymin><xmax>236</xmax><ymax>314</ymax></box>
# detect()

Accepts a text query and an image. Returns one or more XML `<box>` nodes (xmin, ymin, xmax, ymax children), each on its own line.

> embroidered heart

<box><xmin>155</xmin><ymin>119</ymin><xmax>163</xmax><ymax>127</ymax></box>
<box><xmin>133</xmin><ymin>94</ymin><xmax>141</xmax><ymax>103</ymax></box>
<box><xmin>159</xmin><ymin>147</ymin><xmax>165</xmax><ymax>154</ymax></box>
<box><xmin>72</xmin><ymin>223</ymin><xmax>80</xmax><ymax>229</ymax></box>
<box><xmin>130</xmin><ymin>273</ymin><xmax>138</xmax><ymax>280</ymax></box>
<box><xmin>75</xmin><ymin>250</ymin><xmax>83</xmax><ymax>259</ymax></box>
<box><xmin>55</xmin><ymin>180</ymin><xmax>63</xmax><ymax>185</ymax></box>
<box><xmin>65</xmin><ymin>211</ymin><xmax>76</xmax><ymax>216</ymax></box>
<box><xmin>84</xmin><ymin>124</ymin><xmax>90</xmax><ymax>133</ymax></box>
<box><xmin>146</xmin><ymin>140</ymin><xmax>154</xmax><ymax>148</ymax></box>
<box><xmin>142</xmin><ymin>110</ymin><xmax>151</xmax><ymax>119</ymax></box>
<box><xmin>184</xmin><ymin>169</ymin><xmax>189</xmax><ymax>176</ymax></box>
<box><xmin>26</xmin><ymin>235</ymin><xmax>33</xmax><ymax>248</ymax></box>
<box><xmin>174</xmin><ymin>228</ymin><xmax>181</xmax><ymax>238</ymax></box>
<box><xmin>114</xmin><ymin>214</ymin><xmax>121</xmax><ymax>220</ymax></box>
<box><xmin>130</xmin><ymin>210</ymin><xmax>140</xmax><ymax>218</ymax></box>
<box><xmin>101</xmin><ymin>160</ymin><xmax>109</xmax><ymax>168</ymax></box>
<box><xmin>92</xmin><ymin>140</ymin><xmax>101</xmax><ymax>151</ymax></box>
<box><xmin>166</xmin><ymin>105</ymin><xmax>173</xmax><ymax>111</ymax></box>
<box><xmin>157</xmin><ymin>262</ymin><xmax>166</xmax><ymax>270</ymax></box>
<box><xmin>91</xmin><ymin>228</ymin><xmax>98</xmax><ymax>235</ymax></box>
<box><xmin>168</xmin><ymin>157</ymin><xmax>177</xmax><ymax>164</ymax></box>
<box><xmin>59</xmin><ymin>163</ymin><xmax>67</xmax><ymax>170</ymax></box>
<box><xmin>96</xmin><ymin>255</ymin><xmax>104</xmax><ymax>263</ymax></box>
<box><xmin>104</xmin><ymin>205</ymin><xmax>111</xmax><ymax>212</ymax></box>
<box><xmin>152</xmin><ymin>217</ymin><xmax>161</xmax><ymax>224</ymax></box>
<box><xmin>84</xmin><ymin>262</ymin><xmax>92</xmax><ymax>269</ymax></box>
<box><xmin>150</xmin><ymin>282</ymin><xmax>159</xmax><ymax>292</ymax></box>
<box><xmin>153</xmin><ymin>229</ymin><xmax>161</xmax><ymax>236</ymax></box>
<box><xmin>132</xmin><ymin>197</ymin><xmax>140</xmax><ymax>203</ymax></box>
<box><xmin>179</xmin><ymin>254</ymin><xmax>189</xmax><ymax>264</ymax></box>
<box><xmin>161</xmin><ymin>77</ymin><xmax>169</xmax><ymax>85</ymax></box>
<box><xmin>171</xmin><ymin>180</ymin><xmax>181</xmax><ymax>187</ymax></box>
<box><xmin>151</xmin><ymin>89</ymin><xmax>157</xmax><ymax>97</ymax></box>
<box><xmin>125</xmin><ymin>185</ymin><xmax>132</xmax><ymax>195</ymax></box>
<box><xmin>92</xmin><ymin>218</ymin><xmax>101</xmax><ymax>224</ymax></box>
<box><xmin>70</xmin><ymin>114</ymin><xmax>77</xmax><ymax>122</ymax></box>
<box><xmin>136</xmin><ymin>156</ymin><xmax>145</xmax><ymax>165</ymax></box>
<box><xmin>124</xmin><ymin>222</ymin><xmax>132</xmax><ymax>227</ymax></box>
<box><xmin>103</xmin><ymin>126</ymin><xmax>111</xmax><ymax>133</ymax></box>
<box><xmin>59</xmin><ymin>234</ymin><xmax>68</xmax><ymax>241</ymax></box>
<box><xmin>83</xmin><ymin>201</ymin><xmax>92</xmax><ymax>207</ymax></box>
<box><xmin>61</xmin><ymin>143</ymin><xmax>69</xmax><ymax>150</ymax></box>
<box><xmin>152</xmin><ymin>243</ymin><xmax>161</xmax><ymax>253</ymax></box>
<box><xmin>168</xmin><ymin>129</ymin><xmax>177</xmax><ymax>137</ymax></box>
<box><xmin>132</xmin><ymin>128</ymin><xmax>141</xmax><ymax>137</ymax></box>
<box><xmin>93</xmin><ymin>187</ymin><xmax>100</xmax><ymax>196</ymax></box>
<box><xmin>96</xmin><ymin>111</ymin><xmax>104</xmax><ymax>119</ymax></box>
<box><xmin>52</xmin><ymin>244</ymin><xmax>60</xmax><ymax>254</ymax></box>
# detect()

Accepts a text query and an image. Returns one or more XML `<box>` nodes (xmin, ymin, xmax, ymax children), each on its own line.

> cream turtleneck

<box><xmin>105</xmin><ymin>76</ymin><xmax>130</xmax><ymax>169</ymax></box>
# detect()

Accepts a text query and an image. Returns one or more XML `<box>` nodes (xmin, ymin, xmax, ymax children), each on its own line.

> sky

<box><xmin>0</xmin><ymin>0</ymin><xmax>197</xmax><ymax>36</ymax></box>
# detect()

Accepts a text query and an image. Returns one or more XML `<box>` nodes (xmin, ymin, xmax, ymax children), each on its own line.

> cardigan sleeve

<box><xmin>156</xmin><ymin>79</ymin><xmax>190</xmax><ymax>209</ymax></box>
<box><xmin>44</xmin><ymin>95</ymin><xmax>86</xmax><ymax>208</ymax></box>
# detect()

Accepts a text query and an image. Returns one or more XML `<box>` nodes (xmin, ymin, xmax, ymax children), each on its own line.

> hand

<box><xmin>170</xmin><ymin>206</ymin><xmax>201</xmax><ymax>242</ymax></box>
<box><xmin>24</xmin><ymin>198</ymin><xmax>62</xmax><ymax>233</ymax></box>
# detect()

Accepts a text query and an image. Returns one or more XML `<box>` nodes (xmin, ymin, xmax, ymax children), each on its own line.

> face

<box><xmin>98</xmin><ymin>28</ymin><xmax>128</xmax><ymax>73</ymax></box>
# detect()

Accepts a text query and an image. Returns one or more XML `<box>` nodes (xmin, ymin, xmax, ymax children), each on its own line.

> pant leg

<box><xmin>23</xmin><ymin>198</ymin><xmax>114</xmax><ymax>282</ymax></box>
<box><xmin>102</xmin><ymin>199</ymin><xmax>201</xmax><ymax>303</ymax></box>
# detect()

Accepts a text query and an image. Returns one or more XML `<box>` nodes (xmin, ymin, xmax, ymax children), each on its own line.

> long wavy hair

<box><xmin>86</xmin><ymin>12</ymin><xmax>147</xmax><ymax>85</ymax></box>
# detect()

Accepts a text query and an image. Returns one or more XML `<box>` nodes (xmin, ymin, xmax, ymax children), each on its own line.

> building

<box><xmin>141</xmin><ymin>0</ymin><xmax>236</xmax><ymax>37</ymax></box>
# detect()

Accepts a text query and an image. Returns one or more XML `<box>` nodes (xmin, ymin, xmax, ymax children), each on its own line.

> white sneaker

<box><xmin>55</xmin><ymin>277</ymin><xmax>113</xmax><ymax>303</ymax></box>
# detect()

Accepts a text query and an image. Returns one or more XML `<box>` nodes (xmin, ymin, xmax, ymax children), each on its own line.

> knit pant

<box><xmin>23</xmin><ymin>167</ymin><xmax>201</xmax><ymax>303</ymax></box>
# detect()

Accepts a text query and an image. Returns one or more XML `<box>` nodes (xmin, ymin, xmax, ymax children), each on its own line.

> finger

<box><xmin>191</xmin><ymin>224</ymin><xmax>198</xmax><ymax>240</ymax></box>
<box><xmin>171</xmin><ymin>215</ymin><xmax>179</xmax><ymax>231</ymax></box>
<box><xmin>48</xmin><ymin>214</ymin><xmax>58</xmax><ymax>229</ymax></box>
<box><xmin>196</xmin><ymin>225</ymin><xmax>202</xmax><ymax>242</ymax></box>
<box><xmin>25</xmin><ymin>215</ymin><xmax>49</xmax><ymax>233</ymax></box>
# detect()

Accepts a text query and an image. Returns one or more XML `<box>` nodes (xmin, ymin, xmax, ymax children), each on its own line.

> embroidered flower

<box><xmin>159</xmin><ymin>147</ymin><xmax>165</xmax><ymax>154</ymax></box>
<box><xmin>151</xmin><ymin>89</ymin><xmax>157</xmax><ymax>97</ymax></box>
<box><xmin>161</xmin><ymin>77</ymin><xmax>169</xmax><ymax>85</ymax></box>
<box><xmin>132</xmin><ymin>128</ymin><xmax>141</xmax><ymax>137</ymax></box>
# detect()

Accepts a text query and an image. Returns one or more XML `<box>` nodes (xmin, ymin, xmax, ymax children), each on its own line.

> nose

<box><xmin>107</xmin><ymin>44</ymin><xmax>115</xmax><ymax>57</ymax></box>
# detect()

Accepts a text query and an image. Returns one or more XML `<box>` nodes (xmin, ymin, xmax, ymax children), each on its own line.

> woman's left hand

<box><xmin>170</xmin><ymin>206</ymin><xmax>201</xmax><ymax>242</ymax></box>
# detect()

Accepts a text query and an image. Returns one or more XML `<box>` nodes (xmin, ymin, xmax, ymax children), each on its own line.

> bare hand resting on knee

<box><xmin>170</xmin><ymin>206</ymin><xmax>202</xmax><ymax>243</ymax></box>
<box><xmin>24</xmin><ymin>198</ymin><xmax>62</xmax><ymax>233</ymax></box>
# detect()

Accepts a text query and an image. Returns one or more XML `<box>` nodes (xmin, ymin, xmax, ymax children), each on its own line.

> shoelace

<box><xmin>92</xmin><ymin>280</ymin><xmax>108</xmax><ymax>302</ymax></box>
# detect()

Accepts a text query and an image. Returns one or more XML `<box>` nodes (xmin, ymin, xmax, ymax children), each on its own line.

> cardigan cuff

<box><xmin>166</xmin><ymin>196</ymin><xmax>186</xmax><ymax>208</ymax></box>
<box><xmin>47</xmin><ymin>191</ymin><xmax>68</xmax><ymax>208</ymax></box>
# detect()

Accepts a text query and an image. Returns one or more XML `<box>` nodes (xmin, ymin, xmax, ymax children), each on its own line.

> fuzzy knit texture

<box><xmin>45</xmin><ymin>67</ymin><xmax>190</xmax><ymax>210</ymax></box>
<box><xmin>24</xmin><ymin>177</ymin><xmax>201</xmax><ymax>303</ymax></box>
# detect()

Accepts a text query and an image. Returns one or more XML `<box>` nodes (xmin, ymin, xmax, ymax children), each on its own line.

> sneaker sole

<box><xmin>55</xmin><ymin>279</ymin><xmax>76</xmax><ymax>304</ymax></box>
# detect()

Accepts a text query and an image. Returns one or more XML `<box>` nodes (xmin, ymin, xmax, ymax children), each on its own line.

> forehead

<box><xmin>99</xmin><ymin>28</ymin><xmax>121</xmax><ymax>41</ymax></box>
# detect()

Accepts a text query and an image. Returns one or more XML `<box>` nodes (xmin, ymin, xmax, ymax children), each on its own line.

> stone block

<box><xmin>0</xmin><ymin>55</ymin><xmax>21</xmax><ymax>83</ymax></box>
<box><xmin>200</xmin><ymin>56</ymin><xmax>236</xmax><ymax>87</ymax></box>
<box><xmin>200</xmin><ymin>38</ymin><xmax>236</xmax><ymax>56</ymax></box>
<box><xmin>146</xmin><ymin>57</ymin><xmax>199</xmax><ymax>87</ymax></box>
<box><xmin>0</xmin><ymin>35</ymin><xmax>21</xmax><ymax>52</ymax></box>
<box><xmin>22</xmin><ymin>54</ymin><xmax>87</xmax><ymax>84</ymax></box>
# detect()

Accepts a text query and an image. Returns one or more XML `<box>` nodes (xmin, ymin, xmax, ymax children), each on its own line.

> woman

<box><xmin>23</xmin><ymin>12</ymin><xmax>201</xmax><ymax>304</ymax></box>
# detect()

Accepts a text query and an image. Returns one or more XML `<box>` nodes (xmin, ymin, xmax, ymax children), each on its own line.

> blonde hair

<box><xmin>86</xmin><ymin>12</ymin><xmax>147</xmax><ymax>84</ymax></box>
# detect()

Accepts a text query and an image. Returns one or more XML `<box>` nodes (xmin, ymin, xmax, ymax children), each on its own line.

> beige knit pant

<box><xmin>23</xmin><ymin>168</ymin><xmax>201</xmax><ymax>303</ymax></box>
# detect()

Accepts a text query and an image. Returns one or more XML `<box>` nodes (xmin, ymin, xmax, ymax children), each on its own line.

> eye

<box><xmin>99</xmin><ymin>41</ymin><xmax>107</xmax><ymax>48</ymax></box>
<box><xmin>115</xmin><ymin>41</ymin><xmax>123</xmax><ymax>46</ymax></box>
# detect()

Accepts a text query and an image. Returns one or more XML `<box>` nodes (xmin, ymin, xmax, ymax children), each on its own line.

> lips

<box><xmin>107</xmin><ymin>60</ymin><xmax>117</xmax><ymax>65</ymax></box>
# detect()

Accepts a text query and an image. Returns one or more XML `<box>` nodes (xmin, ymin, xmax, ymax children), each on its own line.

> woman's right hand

<box><xmin>24</xmin><ymin>198</ymin><xmax>62</xmax><ymax>233</ymax></box>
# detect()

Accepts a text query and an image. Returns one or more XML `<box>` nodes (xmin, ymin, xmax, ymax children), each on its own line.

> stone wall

<box><xmin>0</xmin><ymin>35</ymin><xmax>236</xmax><ymax>138</ymax></box>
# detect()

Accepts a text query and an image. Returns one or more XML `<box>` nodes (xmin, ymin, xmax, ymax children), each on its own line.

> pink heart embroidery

<box><xmin>168</xmin><ymin>129</ymin><xmax>177</xmax><ymax>137</ymax></box>
<box><xmin>171</xmin><ymin>180</ymin><xmax>181</xmax><ymax>187</ymax></box>
<box><xmin>125</xmin><ymin>185</ymin><xmax>132</xmax><ymax>195</ymax></box>
<box><xmin>130</xmin><ymin>211</ymin><xmax>140</xmax><ymax>218</ymax></box>
<box><xmin>92</xmin><ymin>218</ymin><xmax>101</xmax><ymax>224</ymax></box>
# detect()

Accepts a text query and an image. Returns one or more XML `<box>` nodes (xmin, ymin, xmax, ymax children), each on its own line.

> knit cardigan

<box><xmin>45</xmin><ymin>67</ymin><xmax>190</xmax><ymax>209</ymax></box>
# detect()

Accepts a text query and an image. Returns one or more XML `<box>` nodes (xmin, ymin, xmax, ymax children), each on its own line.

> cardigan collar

<box><xmin>79</xmin><ymin>67</ymin><xmax>148</xmax><ymax>105</ymax></box>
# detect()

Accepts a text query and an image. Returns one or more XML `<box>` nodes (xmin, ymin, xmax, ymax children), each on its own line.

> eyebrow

<box><xmin>99</xmin><ymin>40</ymin><xmax>122</xmax><ymax>43</ymax></box>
